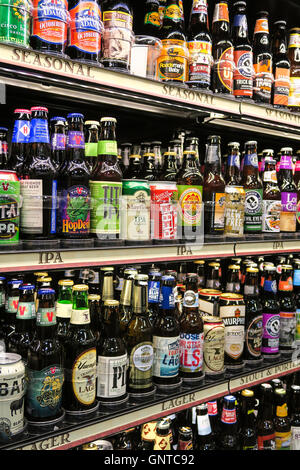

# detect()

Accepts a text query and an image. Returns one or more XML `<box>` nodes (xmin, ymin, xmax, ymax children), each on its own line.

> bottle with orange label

<box><xmin>272</xmin><ymin>21</ymin><xmax>290</xmax><ymax>109</ymax></box>
<box><xmin>212</xmin><ymin>0</ymin><xmax>234</xmax><ymax>95</ymax></box>
<box><xmin>186</xmin><ymin>0</ymin><xmax>212</xmax><ymax>89</ymax></box>
<box><xmin>232</xmin><ymin>1</ymin><xmax>253</xmax><ymax>99</ymax></box>
<box><xmin>288</xmin><ymin>28</ymin><xmax>300</xmax><ymax>112</ymax></box>
<box><xmin>274</xmin><ymin>388</ymin><xmax>292</xmax><ymax>450</ymax></box>
<box><xmin>158</xmin><ymin>0</ymin><xmax>188</xmax><ymax>84</ymax></box>
<box><xmin>31</xmin><ymin>0</ymin><xmax>69</xmax><ymax>55</ymax></box>
<box><xmin>278</xmin><ymin>265</ymin><xmax>296</xmax><ymax>355</ymax></box>
<box><xmin>253</xmin><ymin>11</ymin><xmax>273</xmax><ymax>104</ymax></box>
<box><xmin>67</xmin><ymin>0</ymin><xmax>103</xmax><ymax>62</ymax></box>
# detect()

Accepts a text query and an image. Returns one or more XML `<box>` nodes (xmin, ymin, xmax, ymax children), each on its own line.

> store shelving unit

<box><xmin>1</xmin><ymin>39</ymin><xmax>300</xmax><ymax>450</ymax></box>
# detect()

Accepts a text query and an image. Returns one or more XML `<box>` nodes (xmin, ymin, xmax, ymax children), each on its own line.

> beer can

<box><xmin>224</xmin><ymin>185</ymin><xmax>246</xmax><ymax>238</ymax></box>
<box><xmin>120</xmin><ymin>180</ymin><xmax>151</xmax><ymax>243</ymax></box>
<box><xmin>0</xmin><ymin>170</ymin><xmax>21</xmax><ymax>246</ymax></box>
<box><xmin>203</xmin><ymin>316</ymin><xmax>225</xmax><ymax>375</ymax></box>
<box><xmin>219</xmin><ymin>293</ymin><xmax>245</xmax><ymax>370</ymax></box>
<box><xmin>199</xmin><ymin>289</ymin><xmax>222</xmax><ymax>316</ymax></box>
<box><xmin>149</xmin><ymin>181</ymin><xmax>178</xmax><ymax>241</ymax></box>
<box><xmin>0</xmin><ymin>0</ymin><xmax>31</xmax><ymax>48</ymax></box>
<box><xmin>0</xmin><ymin>353</ymin><xmax>26</xmax><ymax>441</ymax></box>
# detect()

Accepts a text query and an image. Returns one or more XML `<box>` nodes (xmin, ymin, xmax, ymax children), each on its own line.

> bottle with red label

<box><xmin>67</xmin><ymin>0</ymin><xmax>102</xmax><ymax>62</ymax></box>
<box><xmin>278</xmin><ymin>264</ymin><xmax>296</xmax><ymax>355</ymax></box>
<box><xmin>279</xmin><ymin>148</ymin><xmax>297</xmax><ymax>235</ymax></box>
<box><xmin>186</xmin><ymin>0</ymin><xmax>212</xmax><ymax>90</ymax></box>
<box><xmin>253</xmin><ymin>11</ymin><xmax>273</xmax><ymax>104</ymax></box>
<box><xmin>257</xmin><ymin>383</ymin><xmax>276</xmax><ymax>450</ymax></box>
<box><xmin>31</xmin><ymin>0</ymin><xmax>69</xmax><ymax>55</ymax></box>
<box><xmin>219</xmin><ymin>395</ymin><xmax>239</xmax><ymax>449</ymax></box>
<box><xmin>272</xmin><ymin>21</ymin><xmax>290</xmax><ymax>108</ymax></box>
<box><xmin>212</xmin><ymin>0</ymin><xmax>234</xmax><ymax>95</ymax></box>
<box><xmin>232</xmin><ymin>1</ymin><xmax>253</xmax><ymax>99</ymax></box>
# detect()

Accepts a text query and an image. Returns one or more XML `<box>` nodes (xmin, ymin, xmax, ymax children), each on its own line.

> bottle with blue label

<box><xmin>148</xmin><ymin>269</ymin><xmax>161</xmax><ymax>326</ymax></box>
<box><xmin>293</xmin><ymin>261</ymin><xmax>300</xmax><ymax>344</ymax></box>
<box><xmin>153</xmin><ymin>275</ymin><xmax>181</xmax><ymax>389</ymax></box>
<box><xmin>50</xmin><ymin>117</ymin><xmax>67</xmax><ymax>171</ymax></box>
<box><xmin>9</xmin><ymin>109</ymin><xmax>31</xmax><ymax>178</ymax></box>
<box><xmin>20</xmin><ymin>107</ymin><xmax>58</xmax><ymax>243</ymax></box>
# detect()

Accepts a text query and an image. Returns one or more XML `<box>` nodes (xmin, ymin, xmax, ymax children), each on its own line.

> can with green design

<box><xmin>0</xmin><ymin>170</ymin><xmax>21</xmax><ymax>246</ymax></box>
<box><xmin>0</xmin><ymin>0</ymin><xmax>32</xmax><ymax>47</ymax></box>
<box><xmin>120</xmin><ymin>179</ymin><xmax>151</xmax><ymax>244</ymax></box>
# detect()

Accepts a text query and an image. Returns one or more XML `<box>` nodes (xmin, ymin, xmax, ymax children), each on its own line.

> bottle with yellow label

<box><xmin>153</xmin><ymin>419</ymin><xmax>172</xmax><ymax>450</ymax></box>
<box><xmin>143</xmin><ymin>0</ymin><xmax>161</xmax><ymax>38</ymax></box>
<box><xmin>274</xmin><ymin>388</ymin><xmax>291</xmax><ymax>450</ymax></box>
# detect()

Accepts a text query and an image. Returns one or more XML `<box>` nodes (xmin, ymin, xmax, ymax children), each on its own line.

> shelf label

<box><xmin>38</xmin><ymin>252</ymin><xmax>64</xmax><ymax>265</ymax></box>
<box><xmin>162</xmin><ymin>84</ymin><xmax>214</xmax><ymax>106</ymax></box>
<box><xmin>15</xmin><ymin>433</ymin><xmax>71</xmax><ymax>451</ymax></box>
<box><xmin>177</xmin><ymin>245</ymin><xmax>193</xmax><ymax>256</ymax></box>
<box><xmin>273</xmin><ymin>241</ymin><xmax>284</xmax><ymax>250</ymax></box>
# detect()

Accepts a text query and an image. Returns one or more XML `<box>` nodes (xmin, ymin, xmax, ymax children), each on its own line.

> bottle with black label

<box><xmin>261</xmin><ymin>265</ymin><xmax>280</xmax><ymax>361</ymax></box>
<box><xmin>239</xmin><ymin>389</ymin><xmax>257</xmax><ymax>450</ymax></box>
<box><xmin>243</xmin><ymin>267</ymin><xmax>263</xmax><ymax>366</ymax></box>
<box><xmin>257</xmin><ymin>383</ymin><xmax>276</xmax><ymax>450</ymax></box>
<box><xmin>272</xmin><ymin>21</ymin><xmax>290</xmax><ymax>108</ymax></box>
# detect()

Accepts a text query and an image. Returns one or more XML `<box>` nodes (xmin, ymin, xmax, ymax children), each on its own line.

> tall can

<box><xmin>150</xmin><ymin>181</ymin><xmax>178</xmax><ymax>242</ymax></box>
<box><xmin>0</xmin><ymin>353</ymin><xmax>26</xmax><ymax>441</ymax></box>
<box><xmin>203</xmin><ymin>316</ymin><xmax>225</xmax><ymax>376</ymax></box>
<box><xmin>0</xmin><ymin>170</ymin><xmax>21</xmax><ymax>246</ymax></box>
<box><xmin>224</xmin><ymin>185</ymin><xmax>245</xmax><ymax>238</ymax></box>
<box><xmin>120</xmin><ymin>180</ymin><xmax>151</xmax><ymax>245</ymax></box>
<box><xmin>219</xmin><ymin>293</ymin><xmax>245</xmax><ymax>370</ymax></box>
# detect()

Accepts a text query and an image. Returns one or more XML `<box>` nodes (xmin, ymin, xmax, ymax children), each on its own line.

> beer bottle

<box><xmin>84</xmin><ymin>121</ymin><xmax>100</xmax><ymax>173</ymax></box>
<box><xmin>261</xmin><ymin>265</ymin><xmax>280</xmax><ymax>361</ymax></box>
<box><xmin>195</xmin><ymin>404</ymin><xmax>216</xmax><ymax>450</ymax></box>
<box><xmin>207</xmin><ymin>400</ymin><xmax>221</xmax><ymax>443</ymax></box>
<box><xmin>63</xmin><ymin>284</ymin><xmax>97</xmax><ymax>414</ymax></box>
<box><xmin>159</xmin><ymin>0</ymin><xmax>166</xmax><ymax>25</ymax></box>
<box><xmin>3</xmin><ymin>279</ymin><xmax>22</xmax><ymax>347</ymax></box>
<box><xmin>120</xmin><ymin>142</ymin><xmax>132</xmax><ymax>175</ymax></box>
<box><xmin>219</xmin><ymin>293</ymin><xmax>245</xmax><ymax>370</ymax></box>
<box><xmin>262</xmin><ymin>156</ymin><xmax>281</xmax><ymax>236</ymax></box>
<box><xmin>290</xmin><ymin>385</ymin><xmax>300</xmax><ymax>450</ymax></box>
<box><xmin>153</xmin><ymin>275</ymin><xmax>180</xmax><ymax>388</ymax></box>
<box><xmin>159</xmin><ymin>152</ymin><xmax>177</xmax><ymax>181</ymax></box>
<box><xmin>203</xmin><ymin>136</ymin><xmax>225</xmax><ymax>237</ymax></box>
<box><xmin>271</xmin><ymin>378</ymin><xmax>284</xmax><ymax>392</ymax></box>
<box><xmin>158</xmin><ymin>0</ymin><xmax>188</xmax><ymax>84</ymax></box>
<box><xmin>279</xmin><ymin>148</ymin><xmax>297</xmax><ymax>235</ymax></box>
<box><xmin>9</xmin><ymin>109</ymin><xmax>31</xmax><ymax>178</ymax></box>
<box><xmin>225</xmin><ymin>142</ymin><xmax>241</xmax><ymax>185</ymax></box>
<box><xmin>293</xmin><ymin>260</ymin><xmax>300</xmax><ymax>344</ymax></box>
<box><xmin>232</xmin><ymin>1</ymin><xmax>253</xmax><ymax>99</ymax></box>
<box><xmin>59</xmin><ymin>113</ymin><xmax>91</xmax><ymax>242</ymax></box>
<box><xmin>67</xmin><ymin>0</ymin><xmax>102</xmax><ymax>62</ymax></box>
<box><xmin>151</xmin><ymin>141</ymin><xmax>163</xmax><ymax>172</ymax></box>
<box><xmin>243</xmin><ymin>267</ymin><xmax>263</xmax><ymax>365</ymax></box>
<box><xmin>219</xmin><ymin>395</ymin><xmax>239</xmax><ymax>450</ymax></box>
<box><xmin>206</xmin><ymin>262</ymin><xmax>221</xmax><ymax>290</ymax></box>
<box><xmin>226</xmin><ymin>265</ymin><xmax>241</xmax><ymax>293</ymax></box>
<box><xmin>178</xmin><ymin>426</ymin><xmax>193</xmax><ymax>450</ymax></box>
<box><xmin>187</xmin><ymin>0</ymin><xmax>212</xmax><ymax>90</ymax></box>
<box><xmin>55</xmin><ymin>279</ymin><xmax>73</xmax><ymax>347</ymax></box>
<box><xmin>20</xmin><ymin>107</ymin><xmax>58</xmax><ymax>242</ymax></box>
<box><xmin>253</xmin><ymin>11</ymin><xmax>273</xmax><ymax>104</ymax></box>
<box><xmin>31</xmin><ymin>0</ymin><xmax>68</xmax><ymax>54</ymax></box>
<box><xmin>140</xmin><ymin>421</ymin><xmax>157</xmax><ymax>450</ymax></box>
<box><xmin>143</xmin><ymin>0</ymin><xmax>161</xmax><ymax>37</ymax></box>
<box><xmin>212</xmin><ymin>0</ymin><xmax>234</xmax><ymax>95</ymax></box>
<box><xmin>239</xmin><ymin>389</ymin><xmax>257</xmax><ymax>450</ymax></box>
<box><xmin>154</xmin><ymin>419</ymin><xmax>171</xmax><ymax>450</ymax></box>
<box><xmin>88</xmin><ymin>294</ymin><xmax>102</xmax><ymax>342</ymax></box>
<box><xmin>118</xmin><ymin>268</ymin><xmax>136</xmax><ymax>337</ymax></box>
<box><xmin>194</xmin><ymin>259</ymin><xmax>205</xmax><ymax>288</ymax></box>
<box><xmin>141</xmin><ymin>153</ymin><xmax>158</xmax><ymax>181</ymax></box>
<box><xmin>168</xmin><ymin>139</ymin><xmax>183</xmax><ymax>170</ymax></box>
<box><xmin>242</xmin><ymin>141</ymin><xmax>263</xmax><ymax>236</ymax></box>
<box><xmin>90</xmin><ymin>117</ymin><xmax>122</xmax><ymax>244</ymax></box>
<box><xmin>100</xmin><ymin>267</ymin><xmax>114</xmax><ymax>306</ymax></box>
<box><xmin>288</xmin><ymin>28</ymin><xmax>300</xmax><ymax>112</ymax></box>
<box><xmin>177</xmin><ymin>150</ymin><xmax>203</xmax><ymax>242</ymax></box>
<box><xmin>87</xmin><ymin>268</ymin><xmax>100</xmax><ymax>295</ymax></box>
<box><xmin>26</xmin><ymin>288</ymin><xmax>64</xmax><ymax>422</ymax></box>
<box><xmin>148</xmin><ymin>270</ymin><xmax>161</xmax><ymax>326</ymax></box>
<box><xmin>7</xmin><ymin>284</ymin><xmax>35</xmax><ymax>360</ymax></box>
<box><xmin>114</xmin><ymin>428</ymin><xmax>139</xmax><ymax>450</ymax></box>
<box><xmin>180</xmin><ymin>273</ymin><xmax>204</xmax><ymax>383</ymax></box>
<box><xmin>126</xmin><ymin>274</ymin><xmax>154</xmax><ymax>396</ymax></box>
<box><xmin>97</xmin><ymin>299</ymin><xmax>127</xmax><ymax>404</ymax></box>
<box><xmin>123</xmin><ymin>154</ymin><xmax>142</xmax><ymax>179</ymax></box>
<box><xmin>0</xmin><ymin>276</ymin><xmax>6</xmax><ymax>348</ymax></box>
<box><xmin>272</xmin><ymin>21</ymin><xmax>290</xmax><ymax>108</ymax></box>
<box><xmin>278</xmin><ymin>265</ymin><xmax>296</xmax><ymax>354</ymax></box>
<box><xmin>257</xmin><ymin>383</ymin><xmax>276</xmax><ymax>450</ymax></box>
<box><xmin>274</xmin><ymin>388</ymin><xmax>291</xmax><ymax>450</ymax></box>
<box><xmin>50</xmin><ymin>117</ymin><xmax>66</xmax><ymax>171</ymax></box>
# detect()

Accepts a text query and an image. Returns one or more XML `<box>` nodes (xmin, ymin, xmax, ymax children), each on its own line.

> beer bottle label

<box><xmin>89</xmin><ymin>181</ymin><xmax>122</xmax><ymax>236</ymax></box>
<box><xmin>221</xmin><ymin>407</ymin><xmax>237</xmax><ymax>424</ymax></box>
<box><xmin>60</xmin><ymin>185</ymin><xmax>90</xmax><ymax>236</ymax></box>
<box><xmin>177</xmin><ymin>185</ymin><xmax>203</xmax><ymax>227</ymax></box>
<box><xmin>159</xmin><ymin>284</ymin><xmax>175</xmax><ymax>309</ymax></box>
<box><xmin>0</xmin><ymin>179</ymin><xmax>20</xmax><ymax>245</ymax></box>
<box><xmin>279</xmin><ymin>311</ymin><xmax>296</xmax><ymax>348</ymax></box>
<box><xmin>213</xmin><ymin>2</ymin><xmax>229</xmax><ymax>22</ymax></box>
<box><xmin>85</xmin><ymin>142</ymin><xmax>98</xmax><ymax>158</ymax></box>
<box><xmin>178</xmin><ymin>439</ymin><xmax>193</xmax><ymax>450</ymax></box>
<box><xmin>70</xmin><ymin>308</ymin><xmax>90</xmax><ymax>325</ymax></box>
<box><xmin>16</xmin><ymin>301</ymin><xmax>36</xmax><ymax>320</ymax></box>
<box><xmin>244</xmin><ymin>188</ymin><xmax>263</xmax><ymax>232</ymax></box>
<box><xmin>158</xmin><ymin>39</ymin><xmax>188</xmax><ymax>83</ymax></box>
<box><xmin>183</xmin><ymin>290</ymin><xmax>199</xmax><ymax>308</ymax></box>
<box><xmin>187</xmin><ymin>40</ymin><xmax>212</xmax><ymax>86</ymax></box>
<box><xmin>128</xmin><ymin>342</ymin><xmax>153</xmax><ymax>390</ymax></box>
<box><xmin>208</xmin><ymin>192</ymin><xmax>226</xmax><ymax>231</ymax></box>
<box><xmin>291</xmin><ymin>426</ymin><xmax>300</xmax><ymax>450</ymax></box>
<box><xmin>278</xmin><ymin>276</ymin><xmax>293</xmax><ymax>291</ymax></box>
<box><xmin>0</xmin><ymin>0</ymin><xmax>31</xmax><ymax>47</ymax></box>
<box><xmin>51</xmin><ymin>133</ymin><xmax>66</xmax><ymax>151</ymax></box>
<box><xmin>120</xmin><ymin>189</ymin><xmax>151</xmax><ymax>242</ymax></box>
<box><xmin>69</xmin><ymin>1</ymin><xmax>102</xmax><ymax>55</ymax></box>
<box><xmin>275</xmin><ymin>430</ymin><xmax>291</xmax><ymax>450</ymax></box>
<box><xmin>288</xmin><ymin>77</ymin><xmax>300</xmax><ymax>107</ymax></box>
<box><xmin>207</xmin><ymin>401</ymin><xmax>218</xmax><ymax>416</ymax></box>
<box><xmin>36</xmin><ymin>307</ymin><xmax>56</xmax><ymax>326</ymax></box>
<box><xmin>191</xmin><ymin>0</ymin><xmax>207</xmax><ymax>14</ymax></box>
<box><xmin>6</xmin><ymin>296</ymin><xmax>19</xmax><ymax>313</ymax></box>
<box><xmin>257</xmin><ymin>433</ymin><xmax>276</xmax><ymax>450</ymax></box>
<box><xmin>164</xmin><ymin>2</ymin><xmax>183</xmax><ymax>21</ymax></box>
<box><xmin>273</xmin><ymin>68</ymin><xmax>290</xmax><ymax>106</ymax></box>
<box><xmin>253</xmin><ymin>59</ymin><xmax>273</xmax><ymax>100</ymax></box>
<box><xmin>233</xmin><ymin>50</ymin><xmax>253</xmax><ymax>97</ymax></box>
<box><xmin>56</xmin><ymin>301</ymin><xmax>72</xmax><ymax>319</ymax></box>
<box><xmin>197</xmin><ymin>414</ymin><xmax>211</xmax><ymax>435</ymax></box>
<box><xmin>254</xmin><ymin>18</ymin><xmax>269</xmax><ymax>34</ymax></box>
<box><xmin>148</xmin><ymin>280</ymin><xmax>160</xmax><ymax>304</ymax></box>
<box><xmin>26</xmin><ymin>364</ymin><xmax>64</xmax><ymax>419</ymax></box>
<box><xmin>276</xmin><ymin>403</ymin><xmax>288</xmax><ymax>417</ymax></box>
<box><xmin>102</xmin><ymin>10</ymin><xmax>133</xmax><ymax>29</ymax></box>
<box><xmin>262</xmin><ymin>200</ymin><xmax>281</xmax><ymax>233</ymax></box>
<box><xmin>144</xmin><ymin>11</ymin><xmax>160</xmax><ymax>27</ymax></box>
<box><xmin>29</xmin><ymin>117</ymin><xmax>50</xmax><ymax>144</ymax></box>
<box><xmin>179</xmin><ymin>332</ymin><xmax>204</xmax><ymax>373</ymax></box>
<box><xmin>67</xmin><ymin>131</ymin><xmax>85</xmax><ymax>149</ymax></box>
<box><xmin>98</xmin><ymin>140</ymin><xmax>118</xmax><ymax>156</ymax></box>
<box><xmin>280</xmin><ymin>192</ymin><xmax>297</xmax><ymax>232</ymax></box>
<box><xmin>141</xmin><ymin>421</ymin><xmax>157</xmax><ymax>442</ymax></box>
<box><xmin>289</xmin><ymin>33</ymin><xmax>300</xmax><ymax>48</ymax></box>
<box><xmin>220</xmin><ymin>305</ymin><xmax>245</xmax><ymax>362</ymax></box>
<box><xmin>203</xmin><ymin>325</ymin><xmax>225</xmax><ymax>373</ymax></box>
<box><xmin>32</xmin><ymin>0</ymin><xmax>68</xmax><ymax>45</ymax></box>
<box><xmin>0</xmin><ymin>359</ymin><xmax>25</xmax><ymax>434</ymax></box>
<box><xmin>0</xmin><ymin>290</ymin><xmax>5</xmax><ymax>307</ymax></box>
<box><xmin>153</xmin><ymin>336</ymin><xmax>180</xmax><ymax>378</ymax></box>
<box><xmin>261</xmin><ymin>312</ymin><xmax>280</xmax><ymax>354</ymax></box>
<box><xmin>245</xmin><ymin>314</ymin><xmax>263</xmax><ymax>358</ymax></box>
<box><xmin>296</xmin><ymin>308</ymin><xmax>300</xmax><ymax>341</ymax></box>
<box><xmin>97</xmin><ymin>353</ymin><xmax>127</xmax><ymax>398</ymax></box>
<box><xmin>215</xmin><ymin>47</ymin><xmax>234</xmax><ymax>93</ymax></box>
<box><xmin>72</xmin><ymin>347</ymin><xmax>97</xmax><ymax>405</ymax></box>
<box><xmin>153</xmin><ymin>434</ymin><xmax>171</xmax><ymax>450</ymax></box>
<box><xmin>12</xmin><ymin>120</ymin><xmax>30</xmax><ymax>144</ymax></box>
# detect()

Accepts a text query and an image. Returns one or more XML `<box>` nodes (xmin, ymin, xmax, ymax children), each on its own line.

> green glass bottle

<box><xmin>55</xmin><ymin>279</ymin><xmax>74</xmax><ymax>347</ymax></box>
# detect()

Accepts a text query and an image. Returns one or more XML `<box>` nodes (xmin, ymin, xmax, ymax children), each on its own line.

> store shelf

<box><xmin>1</xmin><ymin>356</ymin><xmax>298</xmax><ymax>450</ymax></box>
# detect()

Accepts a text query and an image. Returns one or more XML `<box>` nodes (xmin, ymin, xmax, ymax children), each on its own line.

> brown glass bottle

<box><xmin>160</xmin><ymin>152</ymin><xmax>177</xmax><ymax>181</ymax></box>
<box><xmin>206</xmin><ymin>262</ymin><xmax>222</xmax><ymax>290</ymax></box>
<box><xmin>288</xmin><ymin>28</ymin><xmax>300</xmax><ymax>112</ymax></box>
<box><xmin>274</xmin><ymin>388</ymin><xmax>291</xmax><ymax>450</ymax></box>
<box><xmin>253</xmin><ymin>11</ymin><xmax>273</xmax><ymax>104</ymax></box>
<box><xmin>226</xmin><ymin>265</ymin><xmax>241</xmax><ymax>293</ymax></box>
<box><xmin>257</xmin><ymin>383</ymin><xmax>276</xmax><ymax>450</ymax></box>
<box><xmin>225</xmin><ymin>142</ymin><xmax>241</xmax><ymax>185</ymax></box>
<box><xmin>262</xmin><ymin>156</ymin><xmax>281</xmax><ymax>236</ymax></box>
<box><xmin>272</xmin><ymin>21</ymin><xmax>290</xmax><ymax>108</ymax></box>
<box><xmin>243</xmin><ymin>267</ymin><xmax>263</xmax><ymax>366</ymax></box>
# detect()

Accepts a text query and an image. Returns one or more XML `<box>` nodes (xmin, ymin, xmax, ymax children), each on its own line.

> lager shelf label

<box><xmin>59</xmin><ymin>185</ymin><xmax>90</xmax><ymax>236</ymax></box>
<box><xmin>128</xmin><ymin>342</ymin><xmax>153</xmax><ymax>390</ymax></box>
<box><xmin>153</xmin><ymin>336</ymin><xmax>180</xmax><ymax>378</ymax></box>
<box><xmin>245</xmin><ymin>314</ymin><xmax>263</xmax><ymax>358</ymax></box>
<box><xmin>97</xmin><ymin>353</ymin><xmax>127</xmax><ymax>398</ymax></box>
<box><xmin>220</xmin><ymin>304</ymin><xmax>245</xmax><ymax>361</ymax></box>
<box><xmin>179</xmin><ymin>332</ymin><xmax>203</xmax><ymax>374</ymax></box>
<box><xmin>90</xmin><ymin>180</ymin><xmax>122</xmax><ymax>236</ymax></box>
<box><xmin>279</xmin><ymin>311</ymin><xmax>296</xmax><ymax>349</ymax></box>
<box><xmin>72</xmin><ymin>348</ymin><xmax>97</xmax><ymax>405</ymax></box>
<box><xmin>32</xmin><ymin>0</ymin><xmax>68</xmax><ymax>45</ymax></box>
<box><xmin>69</xmin><ymin>1</ymin><xmax>102</xmax><ymax>55</ymax></box>
<box><xmin>26</xmin><ymin>364</ymin><xmax>64</xmax><ymax>419</ymax></box>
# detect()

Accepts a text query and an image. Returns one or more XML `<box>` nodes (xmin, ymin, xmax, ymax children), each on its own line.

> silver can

<box><xmin>0</xmin><ymin>353</ymin><xmax>26</xmax><ymax>440</ymax></box>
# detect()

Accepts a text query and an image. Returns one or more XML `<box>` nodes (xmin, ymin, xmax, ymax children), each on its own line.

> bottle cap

<box><xmin>31</xmin><ymin>106</ymin><xmax>48</xmax><ymax>113</ymax></box>
<box><xmin>67</xmin><ymin>113</ymin><xmax>84</xmax><ymax>119</ymax></box>
<box><xmin>14</xmin><ymin>109</ymin><xmax>31</xmax><ymax>114</ymax></box>
<box><xmin>58</xmin><ymin>279</ymin><xmax>74</xmax><ymax>286</ymax></box>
